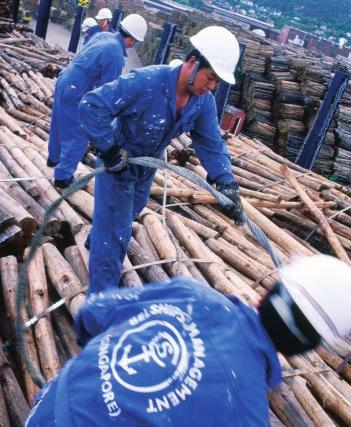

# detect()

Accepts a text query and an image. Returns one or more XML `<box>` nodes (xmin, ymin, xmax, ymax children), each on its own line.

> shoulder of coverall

<box><xmin>74</xmin><ymin>277</ymin><xmax>240</xmax><ymax>346</ymax></box>
<box><xmin>79</xmin><ymin>32</ymin><xmax>125</xmax><ymax>63</ymax></box>
<box><xmin>87</xmin><ymin>25</ymin><xmax>102</xmax><ymax>36</ymax></box>
<box><xmin>126</xmin><ymin>64</ymin><xmax>212</xmax><ymax>106</ymax></box>
<box><xmin>128</xmin><ymin>64</ymin><xmax>171</xmax><ymax>83</ymax></box>
<box><xmin>82</xmin><ymin>31</ymin><xmax>119</xmax><ymax>50</ymax></box>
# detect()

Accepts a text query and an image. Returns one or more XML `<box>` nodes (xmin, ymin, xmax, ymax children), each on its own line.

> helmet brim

<box><xmin>120</xmin><ymin>24</ymin><xmax>145</xmax><ymax>42</ymax></box>
<box><xmin>280</xmin><ymin>273</ymin><xmax>339</xmax><ymax>347</ymax></box>
<box><xmin>212</xmin><ymin>67</ymin><xmax>236</xmax><ymax>85</ymax></box>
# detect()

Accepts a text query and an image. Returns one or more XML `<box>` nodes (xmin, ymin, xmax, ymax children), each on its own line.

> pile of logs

<box><xmin>134</xmin><ymin>7</ymin><xmax>351</xmax><ymax>183</ymax></box>
<box><xmin>0</xmin><ymin>19</ymin><xmax>351</xmax><ymax>427</ymax></box>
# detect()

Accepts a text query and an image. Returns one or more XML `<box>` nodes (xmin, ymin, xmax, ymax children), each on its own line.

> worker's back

<box><xmin>26</xmin><ymin>278</ymin><xmax>281</xmax><ymax>426</ymax></box>
<box><xmin>58</xmin><ymin>32</ymin><xmax>126</xmax><ymax>101</ymax></box>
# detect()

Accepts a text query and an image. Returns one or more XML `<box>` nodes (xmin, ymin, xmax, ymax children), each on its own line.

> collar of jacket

<box><xmin>165</xmin><ymin>64</ymin><xmax>205</xmax><ymax>120</ymax></box>
<box><xmin>115</xmin><ymin>32</ymin><xmax>127</xmax><ymax>57</ymax></box>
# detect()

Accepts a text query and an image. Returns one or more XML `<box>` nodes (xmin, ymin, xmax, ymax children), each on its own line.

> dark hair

<box><xmin>259</xmin><ymin>283</ymin><xmax>321</xmax><ymax>356</ymax></box>
<box><xmin>185</xmin><ymin>48</ymin><xmax>212</xmax><ymax>71</ymax></box>
<box><xmin>119</xmin><ymin>27</ymin><xmax>132</xmax><ymax>39</ymax></box>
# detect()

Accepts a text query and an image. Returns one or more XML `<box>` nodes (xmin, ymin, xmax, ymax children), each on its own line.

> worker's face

<box><xmin>192</xmin><ymin>68</ymin><xmax>220</xmax><ymax>95</ymax></box>
<box><xmin>97</xmin><ymin>19</ymin><xmax>109</xmax><ymax>31</ymax></box>
<box><xmin>186</xmin><ymin>58</ymin><xmax>220</xmax><ymax>96</ymax></box>
<box><xmin>125</xmin><ymin>37</ymin><xmax>137</xmax><ymax>48</ymax></box>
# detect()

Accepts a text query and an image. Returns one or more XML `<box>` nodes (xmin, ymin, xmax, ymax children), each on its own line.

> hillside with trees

<box><xmin>180</xmin><ymin>0</ymin><xmax>351</xmax><ymax>44</ymax></box>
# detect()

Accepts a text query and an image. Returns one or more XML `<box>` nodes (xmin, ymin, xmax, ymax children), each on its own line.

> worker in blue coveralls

<box><xmin>79</xmin><ymin>26</ymin><xmax>245</xmax><ymax>294</ymax></box>
<box><xmin>47</xmin><ymin>14</ymin><xmax>148</xmax><ymax>189</ymax></box>
<box><xmin>82</xmin><ymin>8</ymin><xmax>115</xmax><ymax>46</ymax></box>
<box><xmin>25</xmin><ymin>254</ymin><xmax>351</xmax><ymax>426</ymax></box>
<box><xmin>95</xmin><ymin>8</ymin><xmax>114</xmax><ymax>33</ymax></box>
<box><xmin>81</xmin><ymin>17</ymin><xmax>100</xmax><ymax>46</ymax></box>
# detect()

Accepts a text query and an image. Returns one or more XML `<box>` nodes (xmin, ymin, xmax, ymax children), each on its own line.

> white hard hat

<box><xmin>81</xmin><ymin>17</ymin><xmax>97</xmax><ymax>32</ymax></box>
<box><xmin>120</xmin><ymin>14</ymin><xmax>147</xmax><ymax>42</ymax></box>
<box><xmin>95</xmin><ymin>8</ymin><xmax>112</xmax><ymax>20</ymax></box>
<box><xmin>279</xmin><ymin>254</ymin><xmax>351</xmax><ymax>346</ymax></box>
<box><xmin>252</xmin><ymin>28</ymin><xmax>266</xmax><ymax>38</ymax></box>
<box><xmin>169</xmin><ymin>59</ymin><xmax>183</xmax><ymax>67</ymax></box>
<box><xmin>190</xmin><ymin>26</ymin><xmax>240</xmax><ymax>84</ymax></box>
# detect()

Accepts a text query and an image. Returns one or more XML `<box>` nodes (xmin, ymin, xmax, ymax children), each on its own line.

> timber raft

<box><xmin>0</xmin><ymin>16</ymin><xmax>351</xmax><ymax>427</ymax></box>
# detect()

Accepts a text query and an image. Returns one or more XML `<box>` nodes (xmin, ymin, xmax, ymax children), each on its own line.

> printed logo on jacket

<box><xmin>98</xmin><ymin>303</ymin><xmax>206</xmax><ymax>418</ymax></box>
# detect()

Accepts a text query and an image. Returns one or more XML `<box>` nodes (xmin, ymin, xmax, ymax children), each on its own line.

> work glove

<box><xmin>96</xmin><ymin>144</ymin><xmax>128</xmax><ymax>174</ymax></box>
<box><xmin>217</xmin><ymin>181</ymin><xmax>245</xmax><ymax>226</ymax></box>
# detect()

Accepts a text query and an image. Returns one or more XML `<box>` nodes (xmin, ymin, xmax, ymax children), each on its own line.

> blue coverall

<box><xmin>83</xmin><ymin>24</ymin><xmax>115</xmax><ymax>46</ymax></box>
<box><xmin>79</xmin><ymin>65</ymin><xmax>237</xmax><ymax>294</ymax></box>
<box><xmin>48</xmin><ymin>32</ymin><xmax>126</xmax><ymax>181</ymax></box>
<box><xmin>25</xmin><ymin>278</ymin><xmax>282</xmax><ymax>426</ymax></box>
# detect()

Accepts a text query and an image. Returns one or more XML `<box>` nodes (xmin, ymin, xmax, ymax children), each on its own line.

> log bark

<box><xmin>74</xmin><ymin>224</ymin><xmax>90</xmax><ymax>271</ymax></box>
<box><xmin>142</xmin><ymin>213</ymin><xmax>192</xmax><ymax>277</ymax></box>
<box><xmin>64</xmin><ymin>245</ymin><xmax>88</xmax><ymax>288</ymax></box>
<box><xmin>167</xmin><ymin>214</ymin><xmax>248</xmax><ymax>295</ymax></box>
<box><xmin>0</xmin><ymin>107</ymin><xmax>26</xmax><ymax>136</ymax></box>
<box><xmin>269</xmin><ymin>384</ymin><xmax>314</xmax><ymax>427</ymax></box>
<box><xmin>51</xmin><ymin>306</ymin><xmax>80</xmax><ymax>359</ymax></box>
<box><xmin>42</xmin><ymin>243</ymin><xmax>86</xmax><ymax>316</ymax></box>
<box><xmin>280</xmin><ymin>165</ymin><xmax>350</xmax><ymax>263</ymax></box>
<box><xmin>289</xmin><ymin>354</ymin><xmax>351</xmax><ymax>425</ymax></box>
<box><xmin>0</xmin><ymin>187</ymin><xmax>36</xmax><ymax>238</ymax></box>
<box><xmin>0</xmin><ymin>337</ymin><xmax>30</xmax><ymax>426</ymax></box>
<box><xmin>27</xmin><ymin>247</ymin><xmax>61</xmax><ymax>381</ymax></box>
<box><xmin>0</xmin><ymin>256</ymin><xmax>40</xmax><ymax>406</ymax></box>
<box><xmin>0</xmin><ymin>385</ymin><xmax>10</xmax><ymax>427</ymax></box>
<box><xmin>121</xmin><ymin>255</ymin><xmax>143</xmax><ymax>287</ymax></box>
<box><xmin>316</xmin><ymin>347</ymin><xmax>351</xmax><ymax>383</ymax></box>
<box><xmin>206</xmin><ymin>237</ymin><xmax>277</xmax><ymax>289</ymax></box>
<box><xmin>127</xmin><ymin>237</ymin><xmax>170</xmax><ymax>283</ymax></box>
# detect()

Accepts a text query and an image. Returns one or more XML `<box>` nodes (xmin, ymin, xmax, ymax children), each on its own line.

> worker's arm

<box><xmin>79</xmin><ymin>72</ymin><xmax>141</xmax><ymax>153</ymax></box>
<box><xmin>190</xmin><ymin>94</ymin><xmax>234</xmax><ymax>185</ymax></box>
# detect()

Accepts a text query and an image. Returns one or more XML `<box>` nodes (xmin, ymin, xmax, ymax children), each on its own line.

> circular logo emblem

<box><xmin>111</xmin><ymin>320</ymin><xmax>189</xmax><ymax>393</ymax></box>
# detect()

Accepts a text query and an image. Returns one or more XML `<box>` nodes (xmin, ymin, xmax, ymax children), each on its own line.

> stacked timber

<box><xmin>1</xmin><ymin>119</ymin><xmax>351</xmax><ymax>426</ymax></box>
<box><xmin>334</xmin><ymin>84</ymin><xmax>351</xmax><ymax>183</ymax></box>
<box><xmin>131</xmin><ymin>6</ymin><xmax>351</xmax><ymax>182</ymax></box>
<box><xmin>241</xmin><ymin>74</ymin><xmax>275</xmax><ymax>148</ymax></box>
<box><xmin>1</xmin><ymin>129</ymin><xmax>351</xmax><ymax>425</ymax></box>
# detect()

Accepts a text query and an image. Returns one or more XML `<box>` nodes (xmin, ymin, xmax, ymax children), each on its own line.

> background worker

<box><xmin>81</xmin><ymin>17</ymin><xmax>99</xmax><ymax>46</ymax></box>
<box><xmin>25</xmin><ymin>255</ymin><xmax>351</xmax><ymax>426</ymax></box>
<box><xmin>80</xmin><ymin>26</ymin><xmax>244</xmax><ymax>294</ymax></box>
<box><xmin>48</xmin><ymin>14</ymin><xmax>147</xmax><ymax>189</ymax></box>
<box><xmin>95</xmin><ymin>7</ymin><xmax>114</xmax><ymax>33</ymax></box>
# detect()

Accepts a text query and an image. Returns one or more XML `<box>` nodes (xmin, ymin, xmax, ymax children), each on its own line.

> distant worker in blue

<box><xmin>82</xmin><ymin>8</ymin><xmax>115</xmax><ymax>46</ymax></box>
<box><xmin>81</xmin><ymin>17</ymin><xmax>99</xmax><ymax>46</ymax></box>
<box><xmin>79</xmin><ymin>26</ymin><xmax>244</xmax><ymax>293</ymax></box>
<box><xmin>25</xmin><ymin>254</ymin><xmax>351</xmax><ymax>426</ymax></box>
<box><xmin>47</xmin><ymin>14</ymin><xmax>148</xmax><ymax>189</ymax></box>
<box><xmin>95</xmin><ymin>7</ymin><xmax>114</xmax><ymax>33</ymax></box>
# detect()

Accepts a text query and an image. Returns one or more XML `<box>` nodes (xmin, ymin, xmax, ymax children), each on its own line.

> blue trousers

<box><xmin>48</xmin><ymin>81</ymin><xmax>88</xmax><ymax>180</ymax></box>
<box><xmin>88</xmin><ymin>164</ymin><xmax>156</xmax><ymax>293</ymax></box>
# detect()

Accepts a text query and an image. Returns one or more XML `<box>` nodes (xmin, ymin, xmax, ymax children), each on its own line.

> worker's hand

<box><xmin>217</xmin><ymin>181</ymin><xmax>245</xmax><ymax>226</ymax></box>
<box><xmin>97</xmin><ymin>145</ymin><xmax>128</xmax><ymax>174</ymax></box>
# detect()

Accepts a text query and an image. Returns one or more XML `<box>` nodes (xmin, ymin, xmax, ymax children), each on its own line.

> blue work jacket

<box><xmin>25</xmin><ymin>278</ymin><xmax>281</xmax><ymax>426</ymax></box>
<box><xmin>83</xmin><ymin>24</ymin><xmax>115</xmax><ymax>46</ymax></box>
<box><xmin>83</xmin><ymin>25</ymin><xmax>102</xmax><ymax>46</ymax></box>
<box><xmin>59</xmin><ymin>32</ymin><xmax>127</xmax><ymax>103</ymax></box>
<box><xmin>79</xmin><ymin>65</ymin><xmax>235</xmax><ymax>184</ymax></box>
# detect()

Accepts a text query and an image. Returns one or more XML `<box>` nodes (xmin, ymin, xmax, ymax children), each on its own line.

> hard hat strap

<box><xmin>187</xmin><ymin>60</ymin><xmax>200</xmax><ymax>90</ymax></box>
<box><xmin>270</xmin><ymin>292</ymin><xmax>312</xmax><ymax>346</ymax></box>
<box><xmin>283</xmin><ymin>278</ymin><xmax>341</xmax><ymax>341</ymax></box>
